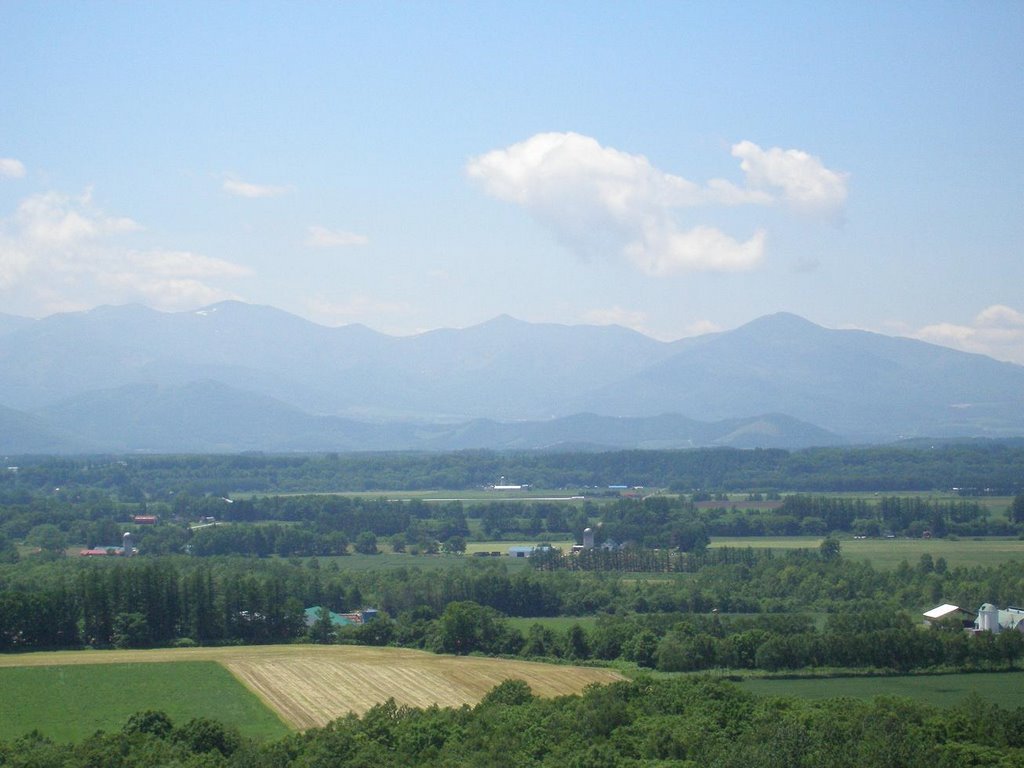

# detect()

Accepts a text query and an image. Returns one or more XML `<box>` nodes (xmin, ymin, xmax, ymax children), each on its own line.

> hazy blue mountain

<box><xmin>33</xmin><ymin>380</ymin><xmax>415</xmax><ymax>453</ymax></box>
<box><xmin>415</xmin><ymin>412</ymin><xmax>840</xmax><ymax>451</ymax></box>
<box><xmin>0</xmin><ymin>302</ymin><xmax>392</xmax><ymax>413</ymax></box>
<box><xmin>0</xmin><ymin>403</ymin><xmax>96</xmax><ymax>454</ymax></box>
<box><xmin>22</xmin><ymin>383</ymin><xmax>836</xmax><ymax>453</ymax></box>
<box><xmin>375</xmin><ymin>314</ymin><xmax>676</xmax><ymax>420</ymax></box>
<box><xmin>0</xmin><ymin>302</ymin><xmax>671</xmax><ymax>419</ymax></box>
<box><xmin>576</xmin><ymin>312</ymin><xmax>1024</xmax><ymax>440</ymax></box>
<box><xmin>0</xmin><ymin>312</ymin><xmax>32</xmax><ymax>337</ymax></box>
<box><xmin>0</xmin><ymin>302</ymin><xmax>1022</xmax><ymax>448</ymax></box>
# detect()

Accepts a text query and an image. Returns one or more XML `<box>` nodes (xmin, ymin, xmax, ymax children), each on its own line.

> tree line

<box><xmin>3</xmin><ymin>442</ymin><xmax>1023</xmax><ymax>497</ymax></box>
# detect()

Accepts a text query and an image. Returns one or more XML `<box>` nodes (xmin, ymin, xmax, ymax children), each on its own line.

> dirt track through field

<box><xmin>0</xmin><ymin>645</ymin><xmax>624</xmax><ymax>729</ymax></box>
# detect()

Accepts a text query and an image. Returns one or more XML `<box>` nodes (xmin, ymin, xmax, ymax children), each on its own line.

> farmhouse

<box><xmin>80</xmin><ymin>532</ymin><xmax>136</xmax><ymax>557</ymax></box>
<box><xmin>304</xmin><ymin>607</ymin><xmax>380</xmax><ymax>627</ymax></box>
<box><xmin>974</xmin><ymin>604</ymin><xmax>1024</xmax><ymax>634</ymax></box>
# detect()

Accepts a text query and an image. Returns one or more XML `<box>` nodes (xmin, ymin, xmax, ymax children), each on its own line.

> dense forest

<box><xmin>4</xmin><ymin>676</ymin><xmax>1024</xmax><ymax>767</ymax></box>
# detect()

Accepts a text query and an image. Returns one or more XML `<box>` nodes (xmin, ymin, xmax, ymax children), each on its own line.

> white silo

<box><xmin>583</xmin><ymin>527</ymin><xmax>595</xmax><ymax>550</ymax></box>
<box><xmin>978</xmin><ymin>603</ymin><xmax>1000</xmax><ymax>633</ymax></box>
<box><xmin>122</xmin><ymin>531</ymin><xmax>134</xmax><ymax>557</ymax></box>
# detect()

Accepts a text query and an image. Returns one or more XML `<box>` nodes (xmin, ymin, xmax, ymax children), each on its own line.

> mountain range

<box><xmin>1</xmin><ymin>301</ymin><xmax>1022</xmax><ymax>453</ymax></box>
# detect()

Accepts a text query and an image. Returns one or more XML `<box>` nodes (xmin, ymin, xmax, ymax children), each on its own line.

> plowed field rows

<box><xmin>0</xmin><ymin>645</ymin><xmax>623</xmax><ymax>729</ymax></box>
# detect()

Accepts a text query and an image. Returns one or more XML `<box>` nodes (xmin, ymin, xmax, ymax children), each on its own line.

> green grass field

<box><xmin>0</xmin><ymin>661</ymin><xmax>290</xmax><ymax>743</ymax></box>
<box><xmin>739</xmin><ymin>670</ymin><xmax>1024</xmax><ymax>707</ymax></box>
<box><xmin>710</xmin><ymin>535</ymin><xmax>1024</xmax><ymax>569</ymax></box>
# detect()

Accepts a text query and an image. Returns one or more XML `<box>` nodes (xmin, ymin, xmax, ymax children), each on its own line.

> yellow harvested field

<box><xmin>0</xmin><ymin>645</ymin><xmax>624</xmax><ymax>729</ymax></box>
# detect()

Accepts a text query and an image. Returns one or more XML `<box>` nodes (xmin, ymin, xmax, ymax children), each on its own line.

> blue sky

<box><xmin>2</xmin><ymin>2</ymin><xmax>1022</xmax><ymax>362</ymax></box>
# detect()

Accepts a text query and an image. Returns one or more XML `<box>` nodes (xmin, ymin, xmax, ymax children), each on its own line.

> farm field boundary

<box><xmin>0</xmin><ymin>645</ymin><xmax>625</xmax><ymax>730</ymax></box>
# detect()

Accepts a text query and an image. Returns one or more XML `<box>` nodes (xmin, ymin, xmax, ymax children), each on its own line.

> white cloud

<box><xmin>222</xmin><ymin>177</ymin><xmax>291</xmax><ymax>198</ymax></box>
<box><xmin>731</xmin><ymin>140</ymin><xmax>848</xmax><ymax>213</ymax></box>
<box><xmin>0</xmin><ymin>158</ymin><xmax>26</xmax><ymax>179</ymax></box>
<box><xmin>14</xmin><ymin>189</ymin><xmax>141</xmax><ymax>247</ymax></box>
<box><xmin>305</xmin><ymin>225</ymin><xmax>369</xmax><ymax>248</ymax></box>
<box><xmin>0</xmin><ymin>189</ymin><xmax>249</xmax><ymax>314</ymax></box>
<box><xmin>915</xmin><ymin>305</ymin><xmax>1024</xmax><ymax>364</ymax></box>
<box><xmin>626</xmin><ymin>225</ymin><xmax>766</xmax><ymax>275</ymax></box>
<box><xmin>467</xmin><ymin>132</ymin><xmax>767</xmax><ymax>275</ymax></box>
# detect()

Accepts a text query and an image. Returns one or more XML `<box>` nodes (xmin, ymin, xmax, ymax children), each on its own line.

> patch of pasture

<box><xmin>709</xmin><ymin>535</ymin><xmax>1024</xmax><ymax>569</ymax></box>
<box><xmin>739</xmin><ymin>670</ymin><xmax>1024</xmax><ymax>708</ymax></box>
<box><xmin>0</xmin><ymin>661</ymin><xmax>288</xmax><ymax>743</ymax></box>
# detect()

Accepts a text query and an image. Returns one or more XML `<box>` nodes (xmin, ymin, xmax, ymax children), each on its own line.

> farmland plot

<box><xmin>0</xmin><ymin>645</ymin><xmax>624</xmax><ymax>730</ymax></box>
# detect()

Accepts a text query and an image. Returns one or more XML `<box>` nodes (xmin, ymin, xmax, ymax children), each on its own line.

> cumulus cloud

<box><xmin>0</xmin><ymin>158</ymin><xmax>26</xmax><ymax>179</ymax></box>
<box><xmin>0</xmin><ymin>189</ymin><xmax>250</xmax><ymax>314</ymax></box>
<box><xmin>222</xmin><ymin>177</ymin><xmax>291</xmax><ymax>198</ymax></box>
<box><xmin>731</xmin><ymin>140</ymin><xmax>848</xmax><ymax>213</ymax></box>
<box><xmin>915</xmin><ymin>305</ymin><xmax>1024</xmax><ymax>364</ymax></box>
<box><xmin>305</xmin><ymin>225</ymin><xmax>369</xmax><ymax>248</ymax></box>
<box><xmin>467</xmin><ymin>132</ymin><xmax>767</xmax><ymax>275</ymax></box>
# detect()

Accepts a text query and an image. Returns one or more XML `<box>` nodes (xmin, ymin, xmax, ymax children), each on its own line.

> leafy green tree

<box><xmin>433</xmin><ymin>601</ymin><xmax>517</xmax><ymax>655</ymax></box>
<box><xmin>443</xmin><ymin>535</ymin><xmax>466</xmax><ymax>554</ymax></box>
<box><xmin>26</xmin><ymin>524</ymin><xmax>67</xmax><ymax>556</ymax></box>
<box><xmin>563</xmin><ymin>623</ymin><xmax>591</xmax><ymax>660</ymax></box>
<box><xmin>521</xmin><ymin>623</ymin><xmax>558</xmax><ymax>657</ymax></box>
<box><xmin>478</xmin><ymin>678</ymin><xmax>534</xmax><ymax>708</ymax></box>
<box><xmin>0</xmin><ymin>530</ymin><xmax>19</xmax><ymax>563</ymax></box>
<box><xmin>355</xmin><ymin>531</ymin><xmax>379</xmax><ymax>555</ymax></box>
<box><xmin>174</xmin><ymin>717</ymin><xmax>241</xmax><ymax>756</ymax></box>
<box><xmin>308</xmin><ymin>606</ymin><xmax>337</xmax><ymax>644</ymax></box>
<box><xmin>819</xmin><ymin>536</ymin><xmax>841</xmax><ymax>561</ymax></box>
<box><xmin>113</xmin><ymin>612</ymin><xmax>150</xmax><ymax>648</ymax></box>
<box><xmin>1011</xmin><ymin>494</ymin><xmax>1024</xmax><ymax>524</ymax></box>
<box><xmin>622</xmin><ymin>628</ymin><xmax>659</xmax><ymax>668</ymax></box>
<box><xmin>123</xmin><ymin>710</ymin><xmax>174</xmax><ymax>738</ymax></box>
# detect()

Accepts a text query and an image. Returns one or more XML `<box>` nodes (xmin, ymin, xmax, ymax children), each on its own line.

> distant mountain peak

<box><xmin>740</xmin><ymin>312</ymin><xmax>822</xmax><ymax>332</ymax></box>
